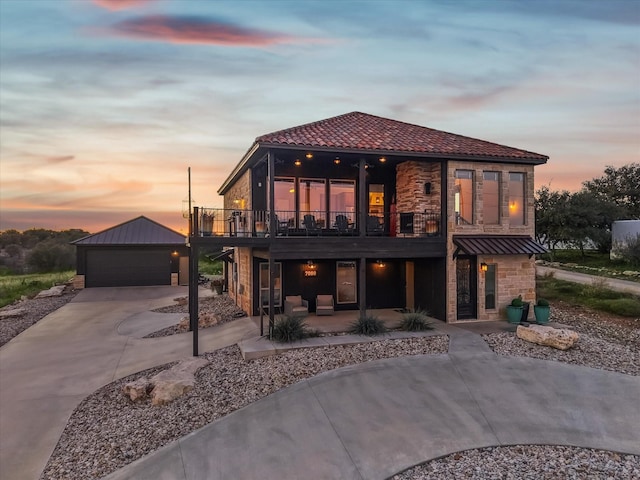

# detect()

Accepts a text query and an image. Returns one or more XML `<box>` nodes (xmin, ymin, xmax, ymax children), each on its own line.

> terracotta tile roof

<box><xmin>453</xmin><ymin>235</ymin><xmax>547</xmax><ymax>256</ymax></box>
<box><xmin>72</xmin><ymin>216</ymin><xmax>185</xmax><ymax>245</ymax></box>
<box><xmin>256</xmin><ymin>111</ymin><xmax>547</xmax><ymax>161</ymax></box>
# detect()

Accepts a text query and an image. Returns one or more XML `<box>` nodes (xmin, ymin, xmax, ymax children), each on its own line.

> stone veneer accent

<box><xmin>445</xmin><ymin>161</ymin><xmax>537</xmax><ymax>322</ymax></box>
<box><xmin>171</xmin><ymin>273</ymin><xmax>178</xmax><ymax>287</ymax></box>
<box><xmin>72</xmin><ymin>274</ymin><xmax>85</xmax><ymax>289</ymax></box>
<box><xmin>395</xmin><ymin>161</ymin><xmax>441</xmax><ymax>236</ymax></box>
<box><xmin>229</xmin><ymin>246</ymin><xmax>252</xmax><ymax>315</ymax></box>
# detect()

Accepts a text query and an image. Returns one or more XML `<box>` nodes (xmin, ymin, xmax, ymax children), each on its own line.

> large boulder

<box><xmin>35</xmin><ymin>285</ymin><xmax>66</xmax><ymax>298</ymax></box>
<box><xmin>122</xmin><ymin>357</ymin><xmax>209</xmax><ymax>406</ymax></box>
<box><xmin>516</xmin><ymin>324</ymin><xmax>579</xmax><ymax>350</ymax></box>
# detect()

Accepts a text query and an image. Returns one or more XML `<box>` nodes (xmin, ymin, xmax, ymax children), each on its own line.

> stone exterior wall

<box><xmin>229</xmin><ymin>246</ymin><xmax>252</xmax><ymax>314</ymax></box>
<box><xmin>445</xmin><ymin>161</ymin><xmax>536</xmax><ymax>322</ymax></box>
<box><xmin>224</xmin><ymin>170</ymin><xmax>252</xmax><ymax>211</ymax></box>
<box><xmin>395</xmin><ymin>161</ymin><xmax>441</xmax><ymax>235</ymax></box>
<box><xmin>476</xmin><ymin>255</ymin><xmax>536</xmax><ymax>322</ymax></box>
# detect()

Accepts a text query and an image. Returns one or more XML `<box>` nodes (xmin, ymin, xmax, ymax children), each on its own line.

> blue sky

<box><xmin>1</xmin><ymin>0</ymin><xmax>638</xmax><ymax>233</ymax></box>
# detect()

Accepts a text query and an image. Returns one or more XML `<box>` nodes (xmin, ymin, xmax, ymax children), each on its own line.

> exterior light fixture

<box><xmin>305</xmin><ymin>152</ymin><xmax>313</xmax><ymax>159</ymax></box>
<box><xmin>334</xmin><ymin>157</ymin><xmax>341</xmax><ymax>165</ymax></box>
<box><xmin>294</xmin><ymin>159</ymin><xmax>302</xmax><ymax>166</ymax></box>
<box><xmin>379</xmin><ymin>156</ymin><xmax>386</xmax><ymax>163</ymax></box>
<box><xmin>376</xmin><ymin>259</ymin><xmax>385</xmax><ymax>267</ymax></box>
<box><xmin>480</xmin><ymin>263</ymin><xmax>488</xmax><ymax>272</ymax></box>
<box><xmin>172</xmin><ymin>250</ymin><xmax>179</xmax><ymax>256</ymax></box>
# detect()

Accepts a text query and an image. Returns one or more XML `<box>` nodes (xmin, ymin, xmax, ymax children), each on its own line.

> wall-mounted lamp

<box><xmin>480</xmin><ymin>263</ymin><xmax>488</xmax><ymax>272</ymax></box>
<box><xmin>376</xmin><ymin>259</ymin><xmax>385</xmax><ymax>268</ymax></box>
<box><xmin>334</xmin><ymin>157</ymin><xmax>341</xmax><ymax>165</ymax></box>
<box><xmin>509</xmin><ymin>201</ymin><xmax>517</xmax><ymax>210</ymax></box>
<box><xmin>424</xmin><ymin>182</ymin><xmax>432</xmax><ymax>195</ymax></box>
<box><xmin>305</xmin><ymin>152</ymin><xmax>313</xmax><ymax>159</ymax></box>
<box><xmin>304</xmin><ymin>260</ymin><xmax>317</xmax><ymax>277</ymax></box>
<box><xmin>171</xmin><ymin>250</ymin><xmax>179</xmax><ymax>257</ymax></box>
<box><xmin>379</xmin><ymin>156</ymin><xmax>387</xmax><ymax>163</ymax></box>
<box><xmin>294</xmin><ymin>159</ymin><xmax>302</xmax><ymax>166</ymax></box>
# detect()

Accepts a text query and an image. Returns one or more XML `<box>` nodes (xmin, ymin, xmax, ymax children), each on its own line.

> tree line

<box><xmin>0</xmin><ymin>229</ymin><xmax>90</xmax><ymax>274</ymax></box>
<box><xmin>535</xmin><ymin>163</ymin><xmax>640</xmax><ymax>261</ymax></box>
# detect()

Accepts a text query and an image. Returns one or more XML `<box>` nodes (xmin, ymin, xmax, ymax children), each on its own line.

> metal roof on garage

<box><xmin>453</xmin><ymin>235</ymin><xmax>547</xmax><ymax>258</ymax></box>
<box><xmin>72</xmin><ymin>216</ymin><xmax>186</xmax><ymax>246</ymax></box>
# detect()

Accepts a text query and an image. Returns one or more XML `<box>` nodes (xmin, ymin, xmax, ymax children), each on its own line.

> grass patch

<box><xmin>198</xmin><ymin>259</ymin><xmax>223</xmax><ymax>276</ymax></box>
<box><xmin>398</xmin><ymin>309</ymin><xmax>433</xmax><ymax>331</ymax></box>
<box><xmin>538</xmin><ymin>249</ymin><xmax>638</xmax><ymax>278</ymax></box>
<box><xmin>537</xmin><ymin>275</ymin><xmax>640</xmax><ymax>317</ymax></box>
<box><xmin>348</xmin><ymin>315</ymin><xmax>388</xmax><ymax>335</ymax></box>
<box><xmin>271</xmin><ymin>315</ymin><xmax>319</xmax><ymax>343</ymax></box>
<box><xmin>0</xmin><ymin>271</ymin><xmax>74</xmax><ymax>308</ymax></box>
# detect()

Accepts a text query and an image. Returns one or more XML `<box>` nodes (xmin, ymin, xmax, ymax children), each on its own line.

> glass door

<box><xmin>260</xmin><ymin>262</ymin><xmax>282</xmax><ymax>309</ymax></box>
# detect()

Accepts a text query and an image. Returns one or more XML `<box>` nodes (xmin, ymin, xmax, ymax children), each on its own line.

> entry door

<box><xmin>456</xmin><ymin>256</ymin><xmax>477</xmax><ymax>319</ymax></box>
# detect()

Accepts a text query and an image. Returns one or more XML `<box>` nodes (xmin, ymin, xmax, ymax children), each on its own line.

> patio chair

<box><xmin>284</xmin><ymin>295</ymin><xmax>309</xmax><ymax>316</ymax></box>
<box><xmin>315</xmin><ymin>295</ymin><xmax>334</xmax><ymax>316</ymax></box>
<box><xmin>303</xmin><ymin>214</ymin><xmax>321</xmax><ymax>235</ymax></box>
<box><xmin>366</xmin><ymin>215</ymin><xmax>384</xmax><ymax>235</ymax></box>
<box><xmin>335</xmin><ymin>215</ymin><xmax>353</xmax><ymax>235</ymax></box>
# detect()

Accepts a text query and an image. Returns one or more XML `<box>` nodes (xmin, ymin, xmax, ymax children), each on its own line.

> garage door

<box><xmin>86</xmin><ymin>249</ymin><xmax>171</xmax><ymax>287</ymax></box>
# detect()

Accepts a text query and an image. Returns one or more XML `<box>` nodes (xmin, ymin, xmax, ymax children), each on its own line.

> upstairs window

<box><xmin>455</xmin><ymin>170</ymin><xmax>473</xmax><ymax>225</ymax></box>
<box><xmin>483</xmin><ymin>172</ymin><xmax>500</xmax><ymax>225</ymax></box>
<box><xmin>509</xmin><ymin>173</ymin><xmax>525</xmax><ymax>226</ymax></box>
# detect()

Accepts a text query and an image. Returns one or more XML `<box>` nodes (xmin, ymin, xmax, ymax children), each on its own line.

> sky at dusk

<box><xmin>1</xmin><ymin>0</ymin><xmax>638</xmax><ymax>234</ymax></box>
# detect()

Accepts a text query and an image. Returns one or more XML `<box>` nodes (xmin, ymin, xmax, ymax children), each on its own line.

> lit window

<box><xmin>483</xmin><ymin>172</ymin><xmax>500</xmax><ymax>225</ymax></box>
<box><xmin>509</xmin><ymin>173</ymin><xmax>525</xmax><ymax>226</ymax></box>
<box><xmin>455</xmin><ymin>170</ymin><xmax>473</xmax><ymax>225</ymax></box>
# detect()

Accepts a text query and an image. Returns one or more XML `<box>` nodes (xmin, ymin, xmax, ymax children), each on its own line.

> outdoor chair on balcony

<box><xmin>366</xmin><ymin>215</ymin><xmax>384</xmax><ymax>235</ymax></box>
<box><xmin>284</xmin><ymin>295</ymin><xmax>309</xmax><ymax>317</ymax></box>
<box><xmin>303</xmin><ymin>214</ymin><xmax>321</xmax><ymax>235</ymax></box>
<box><xmin>274</xmin><ymin>215</ymin><xmax>290</xmax><ymax>236</ymax></box>
<box><xmin>315</xmin><ymin>295</ymin><xmax>334</xmax><ymax>316</ymax></box>
<box><xmin>335</xmin><ymin>215</ymin><xmax>354</xmax><ymax>235</ymax></box>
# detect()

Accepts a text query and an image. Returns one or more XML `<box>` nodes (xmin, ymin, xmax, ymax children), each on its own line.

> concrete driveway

<box><xmin>0</xmin><ymin>286</ymin><xmax>258</xmax><ymax>480</ymax></box>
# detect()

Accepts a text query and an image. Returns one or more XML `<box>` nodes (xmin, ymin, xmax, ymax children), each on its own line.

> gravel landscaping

<box><xmin>2</xmin><ymin>287</ymin><xmax>637</xmax><ymax>480</ymax></box>
<box><xmin>40</xmin><ymin>337</ymin><xmax>449</xmax><ymax>480</ymax></box>
<box><xmin>393</xmin><ymin>445</ymin><xmax>640</xmax><ymax>479</ymax></box>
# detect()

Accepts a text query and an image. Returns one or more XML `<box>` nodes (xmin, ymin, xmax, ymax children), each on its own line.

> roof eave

<box><xmin>217</xmin><ymin>142</ymin><xmax>261</xmax><ymax>195</ymax></box>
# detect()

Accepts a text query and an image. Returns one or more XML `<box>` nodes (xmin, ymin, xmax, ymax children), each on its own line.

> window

<box><xmin>483</xmin><ymin>172</ymin><xmax>500</xmax><ymax>225</ymax></box>
<box><xmin>336</xmin><ymin>260</ymin><xmax>357</xmax><ymax>304</ymax></box>
<box><xmin>485</xmin><ymin>264</ymin><xmax>496</xmax><ymax>309</ymax></box>
<box><xmin>299</xmin><ymin>178</ymin><xmax>326</xmax><ymax>226</ymax></box>
<box><xmin>455</xmin><ymin>170</ymin><xmax>473</xmax><ymax>225</ymax></box>
<box><xmin>274</xmin><ymin>178</ymin><xmax>295</xmax><ymax>225</ymax></box>
<box><xmin>259</xmin><ymin>262</ymin><xmax>282</xmax><ymax>308</ymax></box>
<box><xmin>509</xmin><ymin>173</ymin><xmax>525</xmax><ymax>226</ymax></box>
<box><xmin>330</xmin><ymin>179</ymin><xmax>355</xmax><ymax>227</ymax></box>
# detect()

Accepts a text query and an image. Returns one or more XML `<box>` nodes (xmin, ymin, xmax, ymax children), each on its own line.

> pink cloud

<box><xmin>92</xmin><ymin>0</ymin><xmax>153</xmax><ymax>11</ymax></box>
<box><xmin>101</xmin><ymin>15</ymin><xmax>326</xmax><ymax>47</ymax></box>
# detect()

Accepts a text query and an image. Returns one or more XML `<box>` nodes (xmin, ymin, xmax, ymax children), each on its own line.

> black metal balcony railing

<box><xmin>194</xmin><ymin>208</ymin><xmax>441</xmax><ymax>238</ymax></box>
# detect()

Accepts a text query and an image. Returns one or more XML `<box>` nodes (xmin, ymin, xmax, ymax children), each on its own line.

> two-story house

<box><xmin>191</xmin><ymin>112</ymin><xmax>547</xmax><ymax>327</ymax></box>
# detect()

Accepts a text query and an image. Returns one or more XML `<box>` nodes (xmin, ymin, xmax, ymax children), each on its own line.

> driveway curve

<box><xmin>103</xmin><ymin>351</ymin><xmax>640</xmax><ymax>480</ymax></box>
<box><xmin>0</xmin><ymin>286</ymin><xmax>258</xmax><ymax>480</ymax></box>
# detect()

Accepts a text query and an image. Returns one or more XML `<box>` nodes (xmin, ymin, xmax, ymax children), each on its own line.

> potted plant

<box><xmin>506</xmin><ymin>295</ymin><xmax>524</xmax><ymax>324</ymax></box>
<box><xmin>211</xmin><ymin>278</ymin><xmax>224</xmax><ymax>295</ymax></box>
<box><xmin>534</xmin><ymin>298</ymin><xmax>551</xmax><ymax>324</ymax></box>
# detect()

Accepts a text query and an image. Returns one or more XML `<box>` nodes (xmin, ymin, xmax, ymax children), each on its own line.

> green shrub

<box><xmin>511</xmin><ymin>296</ymin><xmax>524</xmax><ymax>307</ymax></box>
<box><xmin>348</xmin><ymin>315</ymin><xmax>388</xmax><ymax>335</ymax></box>
<box><xmin>271</xmin><ymin>315</ymin><xmax>313</xmax><ymax>343</ymax></box>
<box><xmin>536</xmin><ymin>298</ymin><xmax>549</xmax><ymax>307</ymax></box>
<box><xmin>399</xmin><ymin>309</ymin><xmax>433</xmax><ymax>331</ymax></box>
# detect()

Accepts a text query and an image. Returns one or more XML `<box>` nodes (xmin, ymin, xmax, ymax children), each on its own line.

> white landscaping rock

<box><xmin>0</xmin><ymin>308</ymin><xmax>26</xmax><ymax>319</ymax></box>
<box><xmin>150</xmin><ymin>357</ymin><xmax>208</xmax><ymax>406</ymax></box>
<box><xmin>35</xmin><ymin>285</ymin><xmax>67</xmax><ymax>298</ymax></box>
<box><xmin>122</xmin><ymin>377</ymin><xmax>151</xmax><ymax>402</ymax></box>
<box><xmin>516</xmin><ymin>324</ymin><xmax>579</xmax><ymax>351</ymax></box>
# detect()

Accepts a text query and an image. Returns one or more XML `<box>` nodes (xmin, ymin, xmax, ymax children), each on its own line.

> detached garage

<box><xmin>72</xmin><ymin>216</ymin><xmax>188</xmax><ymax>288</ymax></box>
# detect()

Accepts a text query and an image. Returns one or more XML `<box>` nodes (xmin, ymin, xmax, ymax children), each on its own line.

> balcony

<box><xmin>192</xmin><ymin>208</ymin><xmax>442</xmax><ymax>239</ymax></box>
